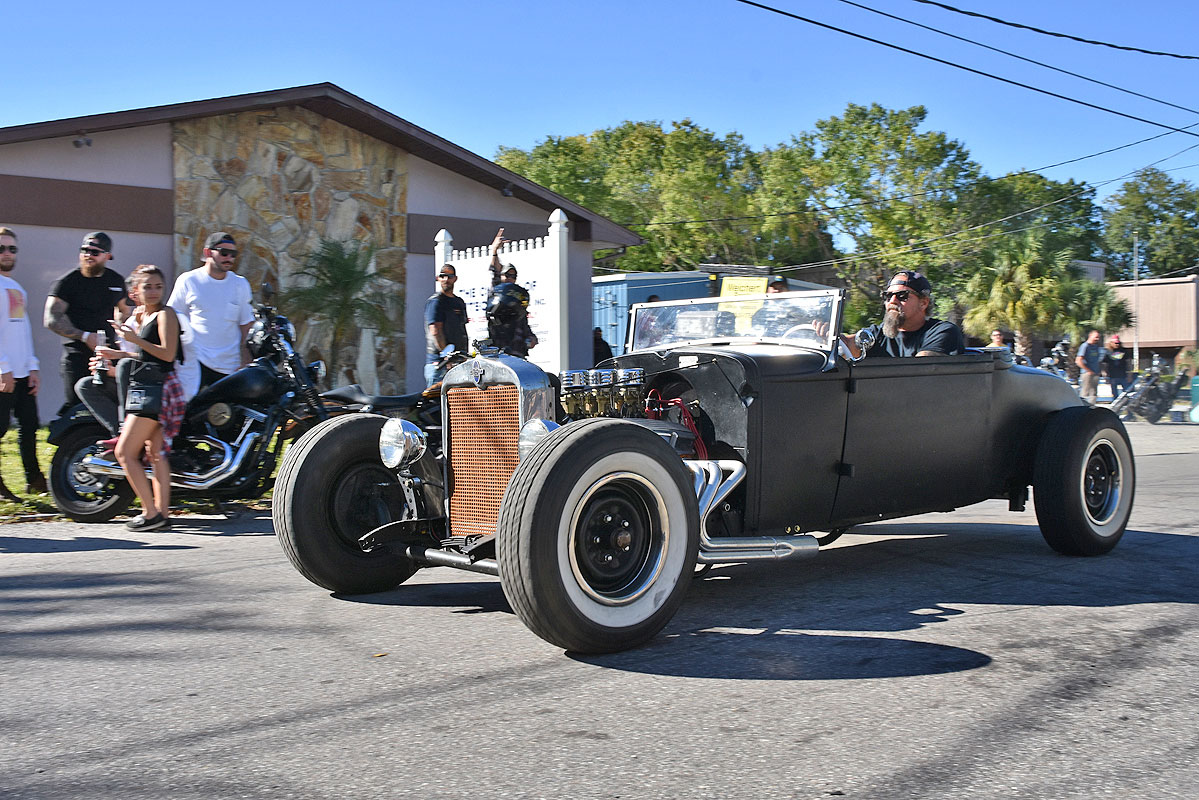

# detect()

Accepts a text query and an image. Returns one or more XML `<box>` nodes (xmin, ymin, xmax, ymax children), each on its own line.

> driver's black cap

<box><xmin>887</xmin><ymin>270</ymin><xmax>932</xmax><ymax>295</ymax></box>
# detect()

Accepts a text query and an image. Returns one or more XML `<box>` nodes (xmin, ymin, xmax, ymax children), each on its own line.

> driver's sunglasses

<box><xmin>216</xmin><ymin>248</ymin><xmax>239</xmax><ymax>258</ymax></box>
<box><xmin>438</xmin><ymin>273</ymin><xmax>456</xmax><ymax>279</ymax></box>
<box><xmin>881</xmin><ymin>290</ymin><xmax>913</xmax><ymax>303</ymax></box>
<box><xmin>80</xmin><ymin>246</ymin><xmax>107</xmax><ymax>256</ymax></box>
<box><xmin>0</xmin><ymin>245</ymin><xmax>17</xmax><ymax>254</ymax></box>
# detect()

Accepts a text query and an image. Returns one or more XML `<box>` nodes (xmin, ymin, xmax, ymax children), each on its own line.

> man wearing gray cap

<box><xmin>168</xmin><ymin>231</ymin><xmax>255</xmax><ymax>392</ymax></box>
<box><xmin>44</xmin><ymin>232</ymin><xmax>131</xmax><ymax>414</ymax></box>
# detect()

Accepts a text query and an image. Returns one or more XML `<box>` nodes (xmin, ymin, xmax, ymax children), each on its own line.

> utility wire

<box><xmin>732</xmin><ymin>0</ymin><xmax>1199</xmax><ymax>139</ymax></box>
<box><xmin>629</xmin><ymin>123</ymin><xmax>1199</xmax><ymax>229</ymax></box>
<box><xmin>907</xmin><ymin>0</ymin><xmax>1199</xmax><ymax>60</ymax></box>
<box><xmin>836</xmin><ymin>0</ymin><xmax>1199</xmax><ymax>117</ymax></box>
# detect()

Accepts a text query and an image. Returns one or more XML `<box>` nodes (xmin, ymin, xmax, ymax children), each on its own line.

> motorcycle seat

<box><xmin>320</xmin><ymin>384</ymin><xmax>427</xmax><ymax>411</ymax></box>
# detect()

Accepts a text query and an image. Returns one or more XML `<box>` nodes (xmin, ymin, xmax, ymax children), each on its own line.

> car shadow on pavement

<box><xmin>338</xmin><ymin>579</ymin><xmax>512</xmax><ymax>615</ymax></box>
<box><xmin>0</xmin><ymin>535</ymin><xmax>198</xmax><ymax>554</ymax></box>
<box><xmin>572</xmin><ymin>521</ymin><xmax>1199</xmax><ymax>680</ymax></box>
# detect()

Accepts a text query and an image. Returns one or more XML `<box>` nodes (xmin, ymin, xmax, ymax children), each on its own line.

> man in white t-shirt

<box><xmin>167</xmin><ymin>231</ymin><xmax>255</xmax><ymax>394</ymax></box>
<box><xmin>0</xmin><ymin>227</ymin><xmax>45</xmax><ymax>498</ymax></box>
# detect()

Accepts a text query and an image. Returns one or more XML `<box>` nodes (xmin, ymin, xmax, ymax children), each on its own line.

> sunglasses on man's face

<box><xmin>0</xmin><ymin>245</ymin><xmax>17</xmax><ymax>254</ymax></box>
<box><xmin>80</xmin><ymin>247</ymin><xmax>107</xmax><ymax>256</ymax></box>
<box><xmin>438</xmin><ymin>273</ymin><xmax>456</xmax><ymax>279</ymax></box>
<box><xmin>881</xmin><ymin>290</ymin><xmax>914</xmax><ymax>303</ymax></box>
<box><xmin>215</xmin><ymin>248</ymin><xmax>239</xmax><ymax>258</ymax></box>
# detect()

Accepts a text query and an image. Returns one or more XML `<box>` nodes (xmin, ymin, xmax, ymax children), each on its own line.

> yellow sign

<box><xmin>719</xmin><ymin>277</ymin><xmax>769</xmax><ymax>297</ymax></box>
<box><xmin>720</xmin><ymin>277</ymin><xmax>769</xmax><ymax>333</ymax></box>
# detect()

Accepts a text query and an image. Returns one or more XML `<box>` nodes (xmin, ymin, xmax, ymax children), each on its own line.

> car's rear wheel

<box><xmin>497</xmin><ymin>418</ymin><xmax>699</xmax><ymax>653</ymax></box>
<box><xmin>274</xmin><ymin>414</ymin><xmax>417</xmax><ymax>593</ymax></box>
<box><xmin>1033</xmin><ymin>407</ymin><xmax>1134</xmax><ymax>556</ymax></box>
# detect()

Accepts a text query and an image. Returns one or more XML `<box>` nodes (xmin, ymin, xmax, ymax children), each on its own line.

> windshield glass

<box><xmin>628</xmin><ymin>289</ymin><xmax>844</xmax><ymax>353</ymax></box>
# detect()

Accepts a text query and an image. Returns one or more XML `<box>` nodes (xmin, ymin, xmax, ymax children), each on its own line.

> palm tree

<box><xmin>961</xmin><ymin>230</ymin><xmax>1074</xmax><ymax>357</ymax></box>
<box><xmin>279</xmin><ymin>238</ymin><xmax>394</xmax><ymax>388</ymax></box>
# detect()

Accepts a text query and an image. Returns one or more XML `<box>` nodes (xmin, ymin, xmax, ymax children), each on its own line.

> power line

<box><xmin>835</xmin><ymin>0</ymin><xmax>1199</xmax><ymax>117</ymax></box>
<box><xmin>907</xmin><ymin>0</ymin><xmax>1199</xmax><ymax>60</ymax></box>
<box><xmin>732</xmin><ymin>0</ymin><xmax>1199</xmax><ymax>139</ymax></box>
<box><xmin>628</xmin><ymin>133</ymin><xmax>1199</xmax><ymax>230</ymax></box>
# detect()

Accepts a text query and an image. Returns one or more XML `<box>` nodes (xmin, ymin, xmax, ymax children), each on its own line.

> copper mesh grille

<box><xmin>446</xmin><ymin>384</ymin><xmax>521</xmax><ymax>538</ymax></box>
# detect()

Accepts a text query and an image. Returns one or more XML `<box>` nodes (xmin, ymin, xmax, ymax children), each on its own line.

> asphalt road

<box><xmin>3</xmin><ymin>421</ymin><xmax>1198</xmax><ymax>799</ymax></box>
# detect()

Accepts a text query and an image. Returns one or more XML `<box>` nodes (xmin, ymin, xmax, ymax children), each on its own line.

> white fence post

<box><xmin>547</xmin><ymin>208</ymin><xmax>570</xmax><ymax>371</ymax></box>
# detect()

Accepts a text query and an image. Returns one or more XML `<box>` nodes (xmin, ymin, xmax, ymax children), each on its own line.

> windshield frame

<box><xmin>626</xmin><ymin>288</ymin><xmax>847</xmax><ymax>356</ymax></box>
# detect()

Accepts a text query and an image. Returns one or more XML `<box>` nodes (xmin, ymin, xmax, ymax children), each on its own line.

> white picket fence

<box><xmin>434</xmin><ymin>209</ymin><xmax>570</xmax><ymax>375</ymax></box>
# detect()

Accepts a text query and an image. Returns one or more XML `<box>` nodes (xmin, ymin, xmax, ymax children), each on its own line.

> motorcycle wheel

<box><xmin>1033</xmin><ymin>407</ymin><xmax>1134</xmax><ymax>556</ymax></box>
<box><xmin>49</xmin><ymin>425</ymin><xmax>135</xmax><ymax>523</ymax></box>
<box><xmin>273</xmin><ymin>414</ymin><xmax>417</xmax><ymax>594</ymax></box>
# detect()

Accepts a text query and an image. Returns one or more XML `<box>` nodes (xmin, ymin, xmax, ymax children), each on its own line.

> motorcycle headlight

<box><xmin>207</xmin><ymin>402</ymin><xmax>233</xmax><ymax>427</ymax></box>
<box><xmin>379</xmin><ymin>418</ymin><xmax>427</xmax><ymax>470</ymax></box>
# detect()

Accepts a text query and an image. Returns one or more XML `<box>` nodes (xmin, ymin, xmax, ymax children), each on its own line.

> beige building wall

<box><xmin>172</xmin><ymin>107</ymin><xmax>409</xmax><ymax>392</ymax></box>
<box><xmin>1109</xmin><ymin>276</ymin><xmax>1199</xmax><ymax>351</ymax></box>
<box><xmin>0</xmin><ymin>126</ymin><xmax>176</xmax><ymax>418</ymax></box>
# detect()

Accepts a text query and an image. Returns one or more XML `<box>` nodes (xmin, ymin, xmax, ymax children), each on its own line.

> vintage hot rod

<box><xmin>273</xmin><ymin>289</ymin><xmax>1134</xmax><ymax>653</ymax></box>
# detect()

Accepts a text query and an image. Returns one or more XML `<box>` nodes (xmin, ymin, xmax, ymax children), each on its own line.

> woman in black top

<box><xmin>109</xmin><ymin>266</ymin><xmax>180</xmax><ymax>532</ymax></box>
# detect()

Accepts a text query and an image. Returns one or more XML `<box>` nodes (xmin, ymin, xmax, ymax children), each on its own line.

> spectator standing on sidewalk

<box><xmin>1104</xmin><ymin>335</ymin><xmax>1131</xmax><ymax>399</ymax></box>
<box><xmin>424</xmin><ymin>263</ymin><xmax>468</xmax><ymax>386</ymax></box>
<box><xmin>167</xmin><ymin>232</ymin><xmax>254</xmax><ymax>394</ymax></box>
<box><xmin>43</xmin><ymin>232</ymin><xmax>130</xmax><ymax>414</ymax></box>
<box><xmin>486</xmin><ymin>228</ymin><xmax>538</xmax><ymax>357</ymax></box>
<box><xmin>1076</xmin><ymin>329</ymin><xmax>1103</xmax><ymax>405</ymax></box>
<box><xmin>0</xmin><ymin>227</ymin><xmax>45</xmax><ymax>499</ymax></box>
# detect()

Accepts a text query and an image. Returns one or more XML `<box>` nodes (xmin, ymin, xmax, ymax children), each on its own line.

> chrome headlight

<box><xmin>379</xmin><ymin>418</ymin><xmax>427</xmax><ymax>469</ymax></box>
<box><xmin>518</xmin><ymin>419</ymin><xmax>560</xmax><ymax>460</ymax></box>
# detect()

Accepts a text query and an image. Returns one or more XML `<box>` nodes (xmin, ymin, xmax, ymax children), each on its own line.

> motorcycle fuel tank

<box><xmin>194</xmin><ymin>362</ymin><xmax>280</xmax><ymax>406</ymax></box>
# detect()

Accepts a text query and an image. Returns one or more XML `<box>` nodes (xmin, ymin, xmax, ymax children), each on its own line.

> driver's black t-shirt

<box><xmin>862</xmin><ymin>318</ymin><xmax>964</xmax><ymax>358</ymax></box>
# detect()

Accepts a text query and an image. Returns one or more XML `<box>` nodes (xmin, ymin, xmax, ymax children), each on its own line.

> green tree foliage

<box><xmin>966</xmin><ymin>171</ymin><xmax>1101</xmax><ymax>259</ymax></box>
<box><xmin>278</xmin><ymin>238</ymin><xmax>394</xmax><ymax>386</ymax></box>
<box><xmin>961</xmin><ymin>229</ymin><xmax>1130</xmax><ymax>357</ymax></box>
<box><xmin>495</xmin><ymin>119</ymin><xmax>833</xmax><ymax>272</ymax></box>
<box><xmin>1102</xmin><ymin>167</ymin><xmax>1199</xmax><ymax>278</ymax></box>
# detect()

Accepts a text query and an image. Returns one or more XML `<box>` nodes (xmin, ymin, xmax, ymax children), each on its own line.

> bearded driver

<box><xmin>840</xmin><ymin>270</ymin><xmax>964</xmax><ymax>358</ymax></box>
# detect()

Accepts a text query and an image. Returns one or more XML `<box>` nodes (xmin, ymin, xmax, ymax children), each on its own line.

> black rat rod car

<box><xmin>273</xmin><ymin>289</ymin><xmax>1134</xmax><ymax>653</ymax></box>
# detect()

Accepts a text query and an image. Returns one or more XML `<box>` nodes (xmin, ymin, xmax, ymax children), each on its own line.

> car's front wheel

<box><xmin>273</xmin><ymin>414</ymin><xmax>417</xmax><ymax>593</ymax></box>
<box><xmin>497</xmin><ymin>418</ymin><xmax>699</xmax><ymax>653</ymax></box>
<box><xmin>1033</xmin><ymin>406</ymin><xmax>1134</xmax><ymax>556</ymax></box>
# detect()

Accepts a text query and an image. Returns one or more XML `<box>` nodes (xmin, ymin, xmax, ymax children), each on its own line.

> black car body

<box><xmin>274</xmin><ymin>290</ymin><xmax>1135</xmax><ymax>653</ymax></box>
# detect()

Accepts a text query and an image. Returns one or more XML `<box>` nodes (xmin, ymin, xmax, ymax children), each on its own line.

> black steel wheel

<box><xmin>497</xmin><ymin>418</ymin><xmax>699</xmax><ymax>653</ymax></box>
<box><xmin>273</xmin><ymin>414</ymin><xmax>417</xmax><ymax>593</ymax></box>
<box><xmin>49</xmin><ymin>425</ymin><xmax>135</xmax><ymax>523</ymax></box>
<box><xmin>1033</xmin><ymin>407</ymin><xmax>1135</xmax><ymax>556</ymax></box>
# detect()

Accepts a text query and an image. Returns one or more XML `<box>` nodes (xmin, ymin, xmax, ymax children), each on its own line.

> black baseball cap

<box><xmin>887</xmin><ymin>270</ymin><xmax>932</xmax><ymax>295</ymax></box>
<box><xmin>82</xmin><ymin>232</ymin><xmax>112</xmax><ymax>253</ymax></box>
<box><xmin>205</xmin><ymin>231</ymin><xmax>237</xmax><ymax>249</ymax></box>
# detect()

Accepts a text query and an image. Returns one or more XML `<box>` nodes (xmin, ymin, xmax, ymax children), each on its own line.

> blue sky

<box><xmin>8</xmin><ymin>0</ymin><xmax>1199</xmax><ymax>207</ymax></box>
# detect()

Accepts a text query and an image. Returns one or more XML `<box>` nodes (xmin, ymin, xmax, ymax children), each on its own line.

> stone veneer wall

<box><xmin>172</xmin><ymin>106</ymin><xmax>408</xmax><ymax>393</ymax></box>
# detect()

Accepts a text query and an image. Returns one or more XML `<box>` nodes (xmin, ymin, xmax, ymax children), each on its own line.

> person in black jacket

<box><xmin>593</xmin><ymin>327</ymin><xmax>614</xmax><ymax>366</ymax></box>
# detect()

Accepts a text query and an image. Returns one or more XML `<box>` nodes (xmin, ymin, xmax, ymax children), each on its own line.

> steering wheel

<box><xmin>781</xmin><ymin>323</ymin><xmax>825</xmax><ymax>346</ymax></box>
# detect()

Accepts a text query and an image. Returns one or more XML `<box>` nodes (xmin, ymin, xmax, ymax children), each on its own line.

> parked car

<box><xmin>273</xmin><ymin>290</ymin><xmax>1135</xmax><ymax>654</ymax></box>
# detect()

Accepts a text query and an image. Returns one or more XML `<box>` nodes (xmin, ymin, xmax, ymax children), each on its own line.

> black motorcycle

<box><xmin>48</xmin><ymin>285</ymin><xmax>330</xmax><ymax>522</ymax></box>
<box><xmin>1110</xmin><ymin>353</ymin><xmax>1191</xmax><ymax>424</ymax></box>
<box><xmin>1038</xmin><ymin>337</ymin><xmax>1073</xmax><ymax>380</ymax></box>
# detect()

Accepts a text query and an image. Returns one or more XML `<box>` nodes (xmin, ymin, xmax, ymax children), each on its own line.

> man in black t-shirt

<box><xmin>43</xmin><ymin>232</ymin><xmax>130</xmax><ymax>413</ymax></box>
<box><xmin>424</xmin><ymin>263</ymin><xmax>469</xmax><ymax>387</ymax></box>
<box><xmin>839</xmin><ymin>270</ymin><xmax>964</xmax><ymax>359</ymax></box>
